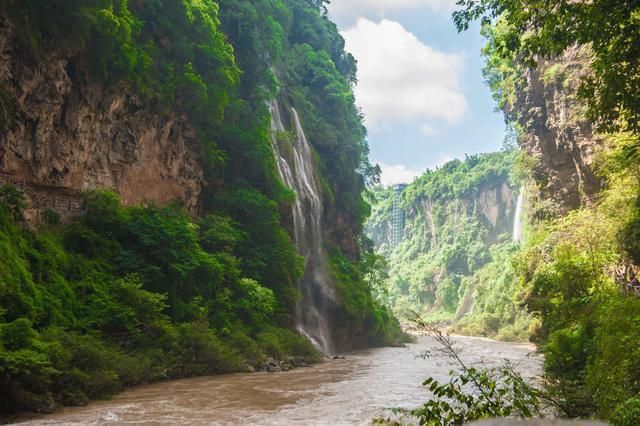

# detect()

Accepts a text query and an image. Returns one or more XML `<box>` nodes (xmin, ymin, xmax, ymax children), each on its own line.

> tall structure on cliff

<box><xmin>391</xmin><ymin>184</ymin><xmax>407</xmax><ymax>247</ymax></box>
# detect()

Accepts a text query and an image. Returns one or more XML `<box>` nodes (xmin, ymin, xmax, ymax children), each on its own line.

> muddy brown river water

<box><xmin>15</xmin><ymin>336</ymin><xmax>542</xmax><ymax>425</ymax></box>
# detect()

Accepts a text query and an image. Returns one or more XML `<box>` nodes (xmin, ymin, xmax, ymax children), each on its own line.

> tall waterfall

<box><xmin>269</xmin><ymin>100</ymin><xmax>335</xmax><ymax>355</ymax></box>
<box><xmin>512</xmin><ymin>187</ymin><xmax>525</xmax><ymax>243</ymax></box>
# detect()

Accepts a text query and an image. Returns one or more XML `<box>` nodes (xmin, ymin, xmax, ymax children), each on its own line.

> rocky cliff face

<box><xmin>0</xmin><ymin>15</ymin><xmax>203</xmax><ymax>222</ymax></box>
<box><xmin>365</xmin><ymin>152</ymin><xmax>519</xmax><ymax>321</ymax></box>
<box><xmin>513</xmin><ymin>45</ymin><xmax>601</xmax><ymax>216</ymax></box>
<box><xmin>369</xmin><ymin>181</ymin><xmax>515</xmax><ymax>255</ymax></box>
<box><xmin>406</xmin><ymin>182</ymin><xmax>516</xmax><ymax>251</ymax></box>
<box><xmin>475</xmin><ymin>181</ymin><xmax>516</xmax><ymax>242</ymax></box>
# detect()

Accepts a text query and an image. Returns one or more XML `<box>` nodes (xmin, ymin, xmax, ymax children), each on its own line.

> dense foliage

<box><xmin>0</xmin><ymin>0</ymin><xmax>398</xmax><ymax>415</ymax></box>
<box><xmin>454</xmin><ymin>0</ymin><xmax>640</xmax><ymax>134</ymax></box>
<box><xmin>509</xmin><ymin>134</ymin><xmax>640</xmax><ymax>420</ymax></box>
<box><xmin>459</xmin><ymin>1</ymin><xmax>640</xmax><ymax>421</ymax></box>
<box><xmin>403</xmin><ymin>151</ymin><xmax>518</xmax><ymax>201</ymax></box>
<box><xmin>0</xmin><ymin>190</ymin><xmax>319</xmax><ymax>414</ymax></box>
<box><xmin>366</xmin><ymin>151</ymin><xmax>532</xmax><ymax>340</ymax></box>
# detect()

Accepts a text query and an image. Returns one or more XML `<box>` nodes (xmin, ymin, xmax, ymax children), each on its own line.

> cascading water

<box><xmin>269</xmin><ymin>100</ymin><xmax>336</xmax><ymax>355</ymax></box>
<box><xmin>512</xmin><ymin>187</ymin><xmax>525</xmax><ymax>243</ymax></box>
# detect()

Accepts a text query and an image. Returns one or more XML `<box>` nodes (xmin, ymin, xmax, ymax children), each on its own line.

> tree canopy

<box><xmin>454</xmin><ymin>0</ymin><xmax>640</xmax><ymax>133</ymax></box>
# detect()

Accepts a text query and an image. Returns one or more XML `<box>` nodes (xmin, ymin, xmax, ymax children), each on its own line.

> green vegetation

<box><xmin>511</xmin><ymin>134</ymin><xmax>640</xmax><ymax>420</ymax></box>
<box><xmin>479</xmin><ymin>18</ymin><xmax>523</xmax><ymax>114</ymax></box>
<box><xmin>453</xmin><ymin>242</ymin><xmax>532</xmax><ymax>342</ymax></box>
<box><xmin>366</xmin><ymin>151</ymin><xmax>532</xmax><ymax>340</ymax></box>
<box><xmin>0</xmin><ymin>0</ymin><xmax>400</xmax><ymax>416</ymax></box>
<box><xmin>329</xmin><ymin>249</ymin><xmax>405</xmax><ymax>346</ymax></box>
<box><xmin>454</xmin><ymin>1</ymin><xmax>640</xmax><ymax>421</ymax></box>
<box><xmin>0</xmin><ymin>190</ymin><xmax>320</xmax><ymax>414</ymax></box>
<box><xmin>454</xmin><ymin>0</ymin><xmax>640</xmax><ymax>134</ymax></box>
<box><xmin>403</xmin><ymin>151</ymin><xmax>518</xmax><ymax>202</ymax></box>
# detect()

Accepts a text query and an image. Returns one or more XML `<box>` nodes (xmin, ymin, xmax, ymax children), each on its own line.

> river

<box><xmin>15</xmin><ymin>336</ymin><xmax>541</xmax><ymax>425</ymax></box>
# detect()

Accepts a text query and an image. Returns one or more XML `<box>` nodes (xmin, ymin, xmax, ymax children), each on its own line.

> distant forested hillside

<box><xmin>366</xmin><ymin>150</ymin><xmax>533</xmax><ymax>340</ymax></box>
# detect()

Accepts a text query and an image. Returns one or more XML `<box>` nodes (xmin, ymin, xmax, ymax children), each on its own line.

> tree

<box><xmin>453</xmin><ymin>0</ymin><xmax>640</xmax><ymax>133</ymax></box>
<box><xmin>0</xmin><ymin>185</ymin><xmax>26</xmax><ymax>219</ymax></box>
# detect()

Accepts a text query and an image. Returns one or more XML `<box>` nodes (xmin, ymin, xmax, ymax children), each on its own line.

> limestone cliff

<box><xmin>513</xmin><ymin>46</ymin><xmax>601</xmax><ymax>216</ymax></box>
<box><xmin>369</xmin><ymin>181</ymin><xmax>515</xmax><ymax>256</ymax></box>
<box><xmin>366</xmin><ymin>152</ymin><xmax>518</xmax><ymax>319</ymax></box>
<box><xmin>0</xmin><ymin>15</ymin><xmax>203</xmax><ymax>222</ymax></box>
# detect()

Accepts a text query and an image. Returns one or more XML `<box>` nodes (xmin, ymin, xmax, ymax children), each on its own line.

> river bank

<box><xmin>12</xmin><ymin>335</ymin><xmax>542</xmax><ymax>425</ymax></box>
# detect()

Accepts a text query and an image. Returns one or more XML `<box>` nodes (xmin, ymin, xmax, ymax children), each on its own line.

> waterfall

<box><xmin>269</xmin><ymin>100</ymin><xmax>335</xmax><ymax>355</ymax></box>
<box><xmin>512</xmin><ymin>187</ymin><xmax>525</xmax><ymax>243</ymax></box>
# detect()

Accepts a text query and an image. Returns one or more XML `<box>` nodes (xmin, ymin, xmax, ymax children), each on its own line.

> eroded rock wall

<box><xmin>416</xmin><ymin>182</ymin><xmax>515</xmax><ymax>247</ymax></box>
<box><xmin>369</xmin><ymin>182</ymin><xmax>515</xmax><ymax>254</ymax></box>
<box><xmin>514</xmin><ymin>46</ymin><xmax>601</xmax><ymax>216</ymax></box>
<box><xmin>0</xmin><ymin>15</ymin><xmax>204</xmax><ymax>221</ymax></box>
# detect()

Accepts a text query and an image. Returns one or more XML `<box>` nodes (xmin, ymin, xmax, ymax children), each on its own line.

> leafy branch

<box><xmin>377</xmin><ymin>315</ymin><xmax>562</xmax><ymax>425</ymax></box>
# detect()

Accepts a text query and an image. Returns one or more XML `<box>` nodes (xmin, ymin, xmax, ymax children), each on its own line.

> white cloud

<box><xmin>378</xmin><ymin>161</ymin><xmax>422</xmax><ymax>185</ymax></box>
<box><xmin>342</xmin><ymin>19</ymin><xmax>467</xmax><ymax>127</ymax></box>
<box><xmin>328</xmin><ymin>0</ymin><xmax>457</xmax><ymax>27</ymax></box>
<box><xmin>420</xmin><ymin>124</ymin><xmax>437</xmax><ymax>136</ymax></box>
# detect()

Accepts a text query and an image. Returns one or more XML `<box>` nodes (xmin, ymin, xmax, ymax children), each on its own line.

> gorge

<box><xmin>1</xmin><ymin>0</ymin><xmax>640</xmax><ymax>424</ymax></box>
<box><xmin>365</xmin><ymin>151</ymin><xmax>532</xmax><ymax>340</ymax></box>
<box><xmin>0</xmin><ymin>0</ymin><xmax>401</xmax><ymax>417</ymax></box>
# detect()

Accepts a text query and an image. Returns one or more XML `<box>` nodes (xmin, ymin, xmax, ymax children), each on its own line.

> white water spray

<box><xmin>512</xmin><ymin>187</ymin><xmax>525</xmax><ymax>243</ymax></box>
<box><xmin>269</xmin><ymin>100</ymin><xmax>335</xmax><ymax>355</ymax></box>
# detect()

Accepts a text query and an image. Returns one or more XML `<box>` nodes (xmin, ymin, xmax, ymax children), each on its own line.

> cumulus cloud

<box><xmin>378</xmin><ymin>162</ymin><xmax>422</xmax><ymax>185</ymax></box>
<box><xmin>342</xmin><ymin>19</ymin><xmax>467</xmax><ymax>127</ymax></box>
<box><xmin>420</xmin><ymin>124</ymin><xmax>437</xmax><ymax>136</ymax></box>
<box><xmin>328</xmin><ymin>0</ymin><xmax>457</xmax><ymax>27</ymax></box>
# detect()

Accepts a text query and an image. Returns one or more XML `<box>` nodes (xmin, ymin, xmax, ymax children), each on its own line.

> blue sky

<box><xmin>327</xmin><ymin>0</ymin><xmax>506</xmax><ymax>185</ymax></box>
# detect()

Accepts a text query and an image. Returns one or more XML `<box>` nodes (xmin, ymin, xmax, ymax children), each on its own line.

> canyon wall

<box><xmin>369</xmin><ymin>180</ymin><xmax>516</xmax><ymax>255</ymax></box>
<box><xmin>513</xmin><ymin>46</ymin><xmax>601</xmax><ymax>216</ymax></box>
<box><xmin>0</xmin><ymin>15</ymin><xmax>203</xmax><ymax>222</ymax></box>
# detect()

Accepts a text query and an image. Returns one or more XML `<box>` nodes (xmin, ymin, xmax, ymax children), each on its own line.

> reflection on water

<box><xmin>16</xmin><ymin>336</ymin><xmax>541</xmax><ymax>425</ymax></box>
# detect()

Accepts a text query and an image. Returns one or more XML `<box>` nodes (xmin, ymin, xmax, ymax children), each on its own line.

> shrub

<box><xmin>611</xmin><ymin>397</ymin><xmax>640</xmax><ymax>426</ymax></box>
<box><xmin>43</xmin><ymin>209</ymin><xmax>60</xmax><ymax>226</ymax></box>
<box><xmin>173</xmin><ymin>323</ymin><xmax>243</xmax><ymax>376</ymax></box>
<box><xmin>256</xmin><ymin>327</ymin><xmax>320</xmax><ymax>362</ymax></box>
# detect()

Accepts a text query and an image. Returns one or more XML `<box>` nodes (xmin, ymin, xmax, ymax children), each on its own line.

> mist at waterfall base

<box><xmin>269</xmin><ymin>100</ymin><xmax>337</xmax><ymax>355</ymax></box>
<box><xmin>513</xmin><ymin>187</ymin><xmax>524</xmax><ymax>243</ymax></box>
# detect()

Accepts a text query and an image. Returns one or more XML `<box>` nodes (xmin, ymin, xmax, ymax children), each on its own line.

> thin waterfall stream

<box><xmin>269</xmin><ymin>100</ymin><xmax>335</xmax><ymax>355</ymax></box>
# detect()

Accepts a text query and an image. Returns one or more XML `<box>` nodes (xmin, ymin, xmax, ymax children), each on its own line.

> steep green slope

<box><xmin>0</xmin><ymin>0</ymin><xmax>402</xmax><ymax>415</ymax></box>
<box><xmin>366</xmin><ymin>151</ymin><xmax>532</xmax><ymax>339</ymax></box>
<box><xmin>0</xmin><ymin>189</ymin><xmax>318</xmax><ymax>413</ymax></box>
<box><xmin>452</xmin><ymin>1</ymin><xmax>640</xmax><ymax>421</ymax></box>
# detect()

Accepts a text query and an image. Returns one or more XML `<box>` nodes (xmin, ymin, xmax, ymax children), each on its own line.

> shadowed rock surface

<box><xmin>0</xmin><ymin>13</ymin><xmax>204</xmax><ymax>221</ymax></box>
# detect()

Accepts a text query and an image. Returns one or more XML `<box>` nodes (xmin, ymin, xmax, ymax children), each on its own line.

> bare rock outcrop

<box><xmin>367</xmin><ymin>182</ymin><xmax>515</xmax><ymax>253</ymax></box>
<box><xmin>514</xmin><ymin>46</ymin><xmax>601</xmax><ymax>216</ymax></box>
<box><xmin>0</xmin><ymin>15</ymin><xmax>204</xmax><ymax>221</ymax></box>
